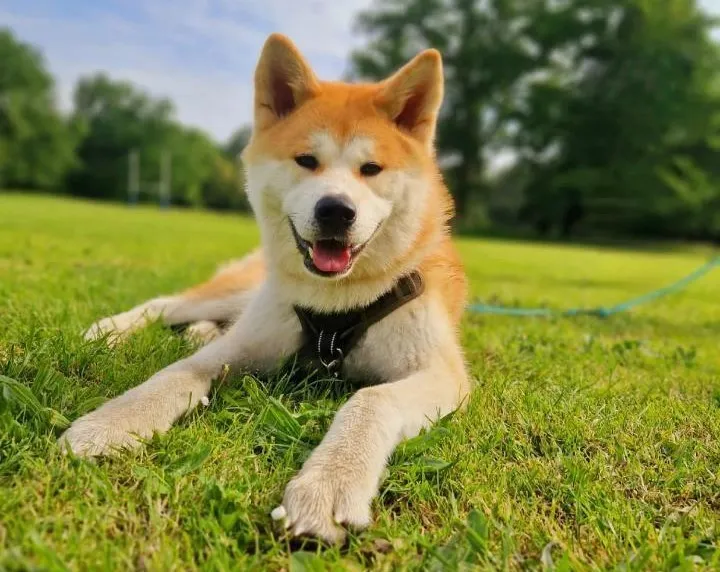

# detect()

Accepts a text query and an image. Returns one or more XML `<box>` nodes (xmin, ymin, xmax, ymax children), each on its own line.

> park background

<box><xmin>2</xmin><ymin>0</ymin><xmax>720</xmax><ymax>242</ymax></box>
<box><xmin>2</xmin><ymin>1</ymin><xmax>720</xmax><ymax>570</ymax></box>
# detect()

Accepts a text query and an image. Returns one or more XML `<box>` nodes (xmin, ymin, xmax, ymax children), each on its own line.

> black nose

<box><xmin>314</xmin><ymin>195</ymin><xmax>356</xmax><ymax>234</ymax></box>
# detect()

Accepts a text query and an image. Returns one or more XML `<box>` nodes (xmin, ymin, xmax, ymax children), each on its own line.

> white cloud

<box><xmin>2</xmin><ymin>0</ymin><xmax>718</xmax><ymax>143</ymax></box>
<box><xmin>1</xmin><ymin>0</ymin><xmax>374</xmax><ymax>142</ymax></box>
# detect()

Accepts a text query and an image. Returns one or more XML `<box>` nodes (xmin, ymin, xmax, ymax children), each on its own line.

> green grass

<box><xmin>1</xmin><ymin>193</ymin><xmax>719</xmax><ymax>571</ymax></box>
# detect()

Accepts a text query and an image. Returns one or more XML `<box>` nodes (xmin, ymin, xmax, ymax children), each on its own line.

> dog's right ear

<box><xmin>253</xmin><ymin>34</ymin><xmax>320</xmax><ymax>130</ymax></box>
<box><xmin>375</xmin><ymin>49</ymin><xmax>444</xmax><ymax>151</ymax></box>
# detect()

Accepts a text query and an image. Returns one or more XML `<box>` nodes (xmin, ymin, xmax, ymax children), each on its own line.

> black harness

<box><xmin>293</xmin><ymin>271</ymin><xmax>425</xmax><ymax>377</ymax></box>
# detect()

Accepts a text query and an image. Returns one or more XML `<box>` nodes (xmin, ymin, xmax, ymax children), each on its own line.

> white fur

<box><xmin>242</xmin><ymin>131</ymin><xmax>435</xmax><ymax>312</ymax></box>
<box><xmin>282</xmin><ymin>165</ymin><xmax>391</xmax><ymax>249</ymax></box>
<box><xmin>257</xmin><ymin>129</ymin><xmax>393</xmax><ymax>262</ymax></box>
<box><xmin>62</xmin><ymin>284</ymin><xmax>300</xmax><ymax>457</ymax></box>
<box><xmin>273</xmin><ymin>296</ymin><xmax>467</xmax><ymax>542</ymax></box>
<box><xmin>83</xmin><ymin>255</ymin><xmax>258</xmax><ymax>345</ymax></box>
<box><xmin>61</xmin><ymin>127</ymin><xmax>469</xmax><ymax>545</ymax></box>
<box><xmin>83</xmin><ymin>293</ymin><xmax>250</xmax><ymax>345</ymax></box>
<box><xmin>185</xmin><ymin>320</ymin><xmax>223</xmax><ymax>345</ymax></box>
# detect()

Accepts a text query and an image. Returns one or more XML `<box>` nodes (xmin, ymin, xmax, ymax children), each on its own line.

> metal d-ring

<box><xmin>317</xmin><ymin>330</ymin><xmax>344</xmax><ymax>376</ymax></box>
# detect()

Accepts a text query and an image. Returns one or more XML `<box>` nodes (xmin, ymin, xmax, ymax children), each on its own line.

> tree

<box><xmin>67</xmin><ymin>73</ymin><xmax>176</xmax><ymax>201</ymax></box>
<box><xmin>202</xmin><ymin>153</ymin><xmax>248</xmax><ymax>211</ymax></box>
<box><xmin>166</xmin><ymin>125</ymin><xmax>247</xmax><ymax>211</ymax></box>
<box><xmin>349</xmin><ymin>0</ymin><xmax>599</xmax><ymax>220</ymax></box>
<box><xmin>66</xmin><ymin>72</ymin><xmax>248</xmax><ymax>211</ymax></box>
<box><xmin>0</xmin><ymin>28</ymin><xmax>79</xmax><ymax>191</ymax></box>
<box><xmin>513</xmin><ymin>0</ymin><xmax>720</xmax><ymax>238</ymax></box>
<box><xmin>224</xmin><ymin>125</ymin><xmax>252</xmax><ymax>160</ymax></box>
<box><xmin>351</xmin><ymin>0</ymin><xmax>498</xmax><ymax>218</ymax></box>
<box><xmin>350</xmin><ymin>0</ymin><xmax>720</xmax><ymax>239</ymax></box>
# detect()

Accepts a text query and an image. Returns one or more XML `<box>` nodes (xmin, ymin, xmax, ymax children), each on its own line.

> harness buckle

<box><xmin>317</xmin><ymin>331</ymin><xmax>344</xmax><ymax>377</ymax></box>
<box><xmin>320</xmin><ymin>347</ymin><xmax>344</xmax><ymax>377</ymax></box>
<box><xmin>293</xmin><ymin>271</ymin><xmax>424</xmax><ymax>380</ymax></box>
<box><xmin>394</xmin><ymin>273</ymin><xmax>422</xmax><ymax>301</ymax></box>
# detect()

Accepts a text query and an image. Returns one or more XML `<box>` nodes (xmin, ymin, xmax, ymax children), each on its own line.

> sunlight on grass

<box><xmin>1</xmin><ymin>193</ymin><xmax>719</xmax><ymax>570</ymax></box>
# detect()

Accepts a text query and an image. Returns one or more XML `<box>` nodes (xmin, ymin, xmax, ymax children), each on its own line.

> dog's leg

<box><xmin>183</xmin><ymin>320</ymin><xmax>225</xmax><ymax>344</ymax></box>
<box><xmin>84</xmin><ymin>291</ymin><xmax>254</xmax><ymax>346</ymax></box>
<box><xmin>84</xmin><ymin>250</ymin><xmax>266</xmax><ymax>346</ymax></box>
<box><xmin>274</xmin><ymin>336</ymin><xmax>470</xmax><ymax>544</ymax></box>
<box><xmin>60</xmin><ymin>284</ymin><xmax>299</xmax><ymax>457</ymax></box>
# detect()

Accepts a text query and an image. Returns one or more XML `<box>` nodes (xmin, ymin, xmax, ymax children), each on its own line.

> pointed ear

<box><xmin>375</xmin><ymin>49</ymin><xmax>444</xmax><ymax>148</ymax></box>
<box><xmin>253</xmin><ymin>33</ymin><xmax>320</xmax><ymax>130</ymax></box>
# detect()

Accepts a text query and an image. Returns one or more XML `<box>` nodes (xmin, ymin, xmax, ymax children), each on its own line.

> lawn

<box><xmin>1</xmin><ymin>192</ymin><xmax>719</xmax><ymax>571</ymax></box>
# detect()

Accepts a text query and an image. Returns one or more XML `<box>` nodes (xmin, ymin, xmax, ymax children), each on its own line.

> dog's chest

<box><xmin>339</xmin><ymin>302</ymin><xmax>436</xmax><ymax>382</ymax></box>
<box><xmin>291</xmin><ymin>273</ymin><xmax>432</xmax><ymax>383</ymax></box>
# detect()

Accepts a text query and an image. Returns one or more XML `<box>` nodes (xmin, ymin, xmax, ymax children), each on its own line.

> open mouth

<box><xmin>289</xmin><ymin>220</ymin><xmax>368</xmax><ymax>277</ymax></box>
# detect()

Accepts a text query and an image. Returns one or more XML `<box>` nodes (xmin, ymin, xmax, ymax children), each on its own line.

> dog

<box><xmin>59</xmin><ymin>33</ymin><xmax>471</xmax><ymax>544</ymax></box>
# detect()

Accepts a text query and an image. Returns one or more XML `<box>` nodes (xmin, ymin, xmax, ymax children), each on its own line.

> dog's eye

<box><xmin>294</xmin><ymin>155</ymin><xmax>319</xmax><ymax>171</ymax></box>
<box><xmin>359</xmin><ymin>162</ymin><xmax>383</xmax><ymax>177</ymax></box>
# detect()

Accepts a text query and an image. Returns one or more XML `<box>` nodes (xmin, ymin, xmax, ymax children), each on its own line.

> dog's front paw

<box><xmin>83</xmin><ymin>306</ymin><xmax>154</xmax><ymax>346</ymax></box>
<box><xmin>84</xmin><ymin>315</ymin><xmax>132</xmax><ymax>346</ymax></box>
<box><xmin>272</xmin><ymin>466</ymin><xmax>374</xmax><ymax>544</ymax></box>
<box><xmin>184</xmin><ymin>320</ymin><xmax>223</xmax><ymax>344</ymax></box>
<box><xmin>58</xmin><ymin>415</ymin><xmax>142</xmax><ymax>457</ymax></box>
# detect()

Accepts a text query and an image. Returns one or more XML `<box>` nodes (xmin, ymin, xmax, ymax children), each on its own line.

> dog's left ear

<box><xmin>253</xmin><ymin>33</ymin><xmax>321</xmax><ymax>130</ymax></box>
<box><xmin>375</xmin><ymin>49</ymin><xmax>444</xmax><ymax>150</ymax></box>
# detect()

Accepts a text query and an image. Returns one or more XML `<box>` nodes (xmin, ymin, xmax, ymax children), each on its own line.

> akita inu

<box><xmin>60</xmin><ymin>33</ymin><xmax>470</xmax><ymax>544</ymax></box>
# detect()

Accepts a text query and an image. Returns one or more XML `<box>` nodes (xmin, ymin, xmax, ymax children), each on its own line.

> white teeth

<box><xmin>308</xmin><ymin>246</ymin><xmax>314</xmax><ymax>257</ymax></box>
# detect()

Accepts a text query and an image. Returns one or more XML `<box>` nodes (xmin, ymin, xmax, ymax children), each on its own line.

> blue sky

<box><xmin>2</xmin><ymin>0</ymin><xmax>719</xmax><ymax>143</ymax></box>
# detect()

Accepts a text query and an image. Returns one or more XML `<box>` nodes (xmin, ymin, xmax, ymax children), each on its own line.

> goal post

<box><xmin>127</xmin><ymin>149</ymin><xmax>172</xmax><ymax>208</ymax></box>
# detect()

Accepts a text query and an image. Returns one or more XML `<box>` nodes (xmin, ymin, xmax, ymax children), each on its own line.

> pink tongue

<box><xmin>312</xmin><ymin>242</ymin><xmax>351</xmax><ymax>273</ymax></box>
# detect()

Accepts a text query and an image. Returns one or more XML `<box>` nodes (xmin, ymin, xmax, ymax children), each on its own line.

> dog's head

<box><xmin>242</xmin><ymin>34</ymin><xmax>451</xmax><ymax>283</ymax></box>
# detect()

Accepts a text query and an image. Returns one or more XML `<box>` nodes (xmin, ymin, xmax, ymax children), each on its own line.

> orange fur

<box><xmin>176</xmin><ymin>33</ymin><xmax>467</xmax><ymax>326</ymax></box>
<box><xmin>242</xmin><ymin>33</ymin><xmax>467</xmax><ymax>320</ymax></box>
<box><xmin>179</xmin><ymin>33</ymin><xmax>467</xmax><ymax>327</ymax></box>
<box><xmin>71</xmin><ymin>35</ymin><xmax>471</xmax><ymax>544</ymax></box>
<box><xmin>169</xmin><ymin>33</ymin><xmax>466</xmax><ymax>329</ymax></box>
<box><xmin>184</xmin><ymin>250</ymin><xmax>266</xmax><ymax>300</ymax></box>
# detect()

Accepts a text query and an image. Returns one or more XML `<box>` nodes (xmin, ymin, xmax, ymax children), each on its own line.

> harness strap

<box><xmin>293</xmin><ymin>271</ymin><xmax>425</xmax><ymax>377</ymax></box>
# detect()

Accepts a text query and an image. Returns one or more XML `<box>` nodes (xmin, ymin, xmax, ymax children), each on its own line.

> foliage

<box><xmin>0</xmin><ymin>27</ymin><xmax>248</xmax><ymax>212</ymax></box>
<box><xmin>1</xmin><ymin>194</ymin><xmax>719</xmax><ymax>569</ymax></box>
<box><xmin>0</xmin><ymin>28</ymin><xmax>79</xmax><ymax>191</ymax></box>
<box><xmin>350</xmin><ymin>0</ymin><xmax>720</xmax><ymax>240</ymax></box>
<box><xmin>67</xmin><ymin>73</ymin><xmax>176</xmax><ymax>202</ymax></box>
<box><xmin>352</xmin><ymin>0</ymin><xmax>543</xmax><ymax>216</ymax></box>
<box><xmin>3</xmin><ymin>0</ymin><xmax>720</xmax><ymax>235</ymax></box>
<box><xmin>516</xmin><ymin>0</ymin><xmax>720</xmax><ymax>239</ymax></box>
<box><xmin>202</xmin><ymin>153</ymin><xmax>249</xmax><ymax>211</ymax></box>
<box><xmin>67</xmin><ymin>74</ymin><xmax>247</xmax><ymax>210</ymax></box>
<box><xmin>224</xmin><ymin>125</ymin><xmax>252</xmax><ymax>160</ymax></box>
